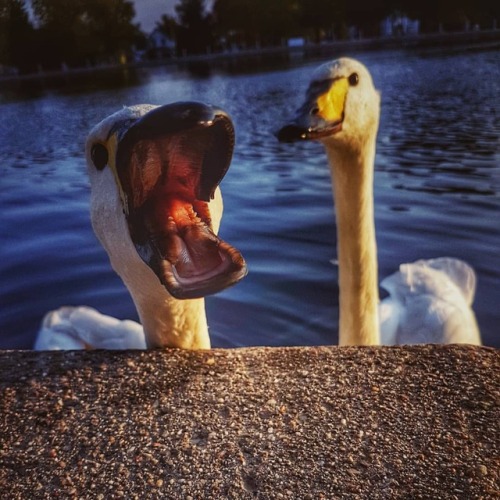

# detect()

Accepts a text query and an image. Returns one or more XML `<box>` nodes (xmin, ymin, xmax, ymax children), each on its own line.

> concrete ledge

<box><xmin>0</xmin><ymin>345</ymin><xmax>498</xmax><ymax>498</ymax></box>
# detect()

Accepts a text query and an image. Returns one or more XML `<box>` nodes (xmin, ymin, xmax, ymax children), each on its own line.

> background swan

<box><xmin>35</xmin><ymin>102</ymin><xmax>247</xmax><ymax>350</ymax></box>
<box><xmin>278</xmin><ymin>58</ymin><xmax>481</xmax><ymax>346</ymax></box>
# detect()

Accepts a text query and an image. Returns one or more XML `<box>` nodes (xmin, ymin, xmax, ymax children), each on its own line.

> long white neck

<box><xmin>91</xmin><ymin>170</ymin><xmax>211</xmax><ymax>350</ymax></box>
<box><xmin>325</xmin><ymin>136</ymin><xmax>380</xmax><ymax>345</ymax></box>
<box><xmin>125</xmin><ymin>269</ymin><xmax>211</xmax><ymax>349</ymax></box>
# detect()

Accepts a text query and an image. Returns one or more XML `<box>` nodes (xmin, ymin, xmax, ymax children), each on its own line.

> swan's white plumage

<box><xmin>35</xmin><ymin>307</ymin><xmax>146</xmax><ymax>350</ymax></box>
<box><xmin>379</xmin><ymin>258</ymin><xmax>480</xmax><ymax>345</ymax></box>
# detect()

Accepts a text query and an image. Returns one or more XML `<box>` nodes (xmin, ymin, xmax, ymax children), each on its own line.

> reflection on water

<box><xmin>1</xmin><ymin>48</ymin><xmax>499</xmax><ymax>348</ymax></box>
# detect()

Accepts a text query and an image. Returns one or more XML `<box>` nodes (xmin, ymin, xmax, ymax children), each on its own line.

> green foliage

<box><xmin>213</xmin><ymin>0</ymin><xmax>499</xmax><ymax>43</ymax></box>
<box><xmin>175</xmin><ymin>0</ymin><xmax>213</xmax><ymax>54</ymax></box>
<box><xmin>0</xmin><ymin>0</ymin><xmax>34</xmax><ymax>71</ymax></box>
<box><xmin>1</xmin><ymin>0</ymin><xmax>139</xmax><ymax>71</ymax></box>
<box><xmin>157</xmin><ymin>14</ymin><xmax>178</xmax><ymax>40</ymax></box>
<box><xmin>299</xmin><ymin>0</ymin><xmax>342</xmax><ymax>40</ymax></box>
<box><xmin>32</xmin><ymin>0</ymin><xmax>139</xmax><ymax>68</ymax></box>
<box><xmin>213</xmin><ymin>0</ymin><xmax>300</xmax><ymax>46</ymax></box>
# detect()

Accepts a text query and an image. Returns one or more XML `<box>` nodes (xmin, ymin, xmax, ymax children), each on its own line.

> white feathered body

<box><xmin>379</xmin><ymin>258</ymin><xmax>480</xmax><ymax>345</ymax></box>
<box><xmin>34</xmin><ymin>306</ymin><xmax>146</xmax><ymax>350</ymax></box>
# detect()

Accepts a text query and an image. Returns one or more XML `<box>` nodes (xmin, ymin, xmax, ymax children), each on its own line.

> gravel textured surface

<box><xmin>0</xmin><ymin>345</ymin><xmax>498</xmax><ymax>499</ymax></box>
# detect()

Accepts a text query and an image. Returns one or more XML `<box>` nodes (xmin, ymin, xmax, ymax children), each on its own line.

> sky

<box><xmin>132</xmin><ymin>0</ymin><xmax>176</xmax><ymax>32</ymax></box>
<box><xmin>132</xmin><ymin>0</ymin><xmax>213</xmax><ymax>33</ymax></box>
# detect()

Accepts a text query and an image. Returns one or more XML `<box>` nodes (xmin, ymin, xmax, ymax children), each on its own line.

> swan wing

<box><xmin>380</xmin><ymin>258</ymin><xmax>481</xmax><ymax>345</ymax></box>
<box><xmin>416</xmin><ymin>257</ymin><xmax>477</xmax><ymax>306</ymax></box>
<box><xmin>34</xmin><ymin>306</ymin><xmax>146</xmax><ymax>350</ymax></box>
<box><xmin>395</xmin><ymin>294</ymin><xmax>480</xmax><ymax>345</ymax></box>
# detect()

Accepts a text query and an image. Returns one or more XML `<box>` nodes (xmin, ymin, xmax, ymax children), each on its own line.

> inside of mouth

<box><xmin>144</xmin><ymin>196</ymin><xmax>224</xmax><ymax>282</ymax></box>
<box><xmin>120</xmin><ymin>121</ymin><xmax>243</xmax><ymax>298</ymax></box>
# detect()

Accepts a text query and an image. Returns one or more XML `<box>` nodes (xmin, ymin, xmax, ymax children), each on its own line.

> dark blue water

<box><xmin>1</xmin><ymin>48</ymin><xmax>499</xmax><ymax>349</ymax></box>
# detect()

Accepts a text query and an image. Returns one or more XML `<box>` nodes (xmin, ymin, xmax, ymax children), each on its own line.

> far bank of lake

<box><xmin>1</xmin><ymin>29</ymin><xmax>499</xmax><ymax>89</ymax></box>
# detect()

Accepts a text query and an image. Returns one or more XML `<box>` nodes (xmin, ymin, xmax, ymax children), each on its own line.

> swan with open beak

<box><xmin>95</xmin><ymin>101</ymin><xmax>246</xmax><ymax>300</ymax></box>
<box><xmin>35</xmin><ymin>102</ymin><xmax>247</xmax><ymax>350</ymax></box>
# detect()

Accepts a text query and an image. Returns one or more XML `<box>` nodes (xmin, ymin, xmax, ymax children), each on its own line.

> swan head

<box><xmin>277</xmin><ymin>58</ymin><xmax>380</xmax><ymax>150</ymax></box>
<box><xmin>86</xmin><ymin>102</ymin><xmax>247</xmax><ymax>300</ymax></box>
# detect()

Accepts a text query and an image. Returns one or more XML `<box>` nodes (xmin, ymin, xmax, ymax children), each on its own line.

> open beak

<box><xmin>114</xmin><ymin>102</ymin><xmax>247</xmax><ymax>299</ymax></box>
<box><xmin>276</xmin><ymin>77</ymin><xmax>348</xmax><ymax>143</ymax></box>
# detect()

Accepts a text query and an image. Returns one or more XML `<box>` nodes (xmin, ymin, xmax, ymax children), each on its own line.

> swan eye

<box><xmin>348</xmin><ymin>73</ymin><xmax>359</xmax><ymax>86</ymax></box>
<box><xmin>91</xmin><ymin>144</ymin><xmax>108</xmax><ymax>170</ymax></box>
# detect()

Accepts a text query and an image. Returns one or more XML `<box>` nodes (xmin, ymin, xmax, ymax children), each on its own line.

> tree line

<box><xmin>1</xmin><ymin>0</ymin><xmax>498</xmax><ymax>74</ymax></box>
<box><xmin>1</xmin><ymin>0</ymin><xmax>140</xmax><ymax>73</ymax></box>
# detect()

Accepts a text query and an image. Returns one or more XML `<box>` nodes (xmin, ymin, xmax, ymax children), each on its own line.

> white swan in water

<box><xmin>277</xmin><ymin>58</ymin><xmax>481</xmax><ymax>346</ymax></box>
<box><xmin>35</xmin><ymin>102</ymin><xmax>247</xmax><ymax>350</ymax></box>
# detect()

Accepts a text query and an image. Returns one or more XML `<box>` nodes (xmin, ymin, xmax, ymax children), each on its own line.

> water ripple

<box><xmin>1</xmin><ymin>48</ymin><xmax>499</xmax><ymax>348</ymax></box>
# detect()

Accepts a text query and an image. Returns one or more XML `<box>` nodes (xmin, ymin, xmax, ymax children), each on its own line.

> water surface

<box><xmin>1</xmin><ymin>48</ymin><xmax>499</xmax><ymax>348</ymax></box>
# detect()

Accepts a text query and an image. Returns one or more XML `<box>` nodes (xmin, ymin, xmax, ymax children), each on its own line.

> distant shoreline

<box><xmin>1</xmin><ymin>29</ymin><xmax>499</xmax><ymax>86</ymax></box>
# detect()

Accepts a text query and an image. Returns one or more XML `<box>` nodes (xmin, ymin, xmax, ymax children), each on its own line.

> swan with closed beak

<box><xmin>277</xmin><ymin>58</ymin><xmax>481</xmax><ymax>346</ymax></box>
